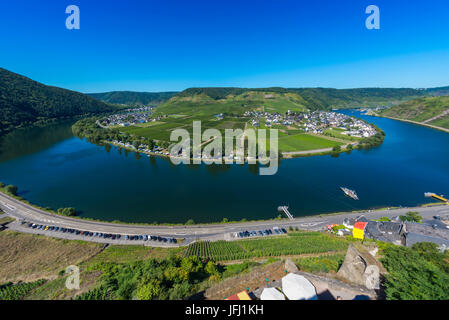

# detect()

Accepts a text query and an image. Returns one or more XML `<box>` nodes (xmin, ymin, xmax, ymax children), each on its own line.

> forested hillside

<box><xmin>88</xmin><ymin>91</ymin><xmax>178</xmax><ymax>106</ymax></box>
<box><xmin>0</xmin><ymin>68</ymin><xmax>114</xmax><ymax>136</ymax></box>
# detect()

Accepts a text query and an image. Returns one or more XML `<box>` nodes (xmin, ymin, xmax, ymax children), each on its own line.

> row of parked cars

<box><xmin>235</xmin><ymin>226</ymin><xmax>287</xmax><ymax>238</ymax></box>
<box><xmin>20</xmin><ymin>221</ymin><xmax>177</xmax><ymax>244</ymax></box>
<box><xmin>123</xmin><ymin>234</ymin><xmax>177</xmax><ymax>244</ymax></box>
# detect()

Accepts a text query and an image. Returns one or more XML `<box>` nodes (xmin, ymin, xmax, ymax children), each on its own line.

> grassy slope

<box><xmin>380</xmin><ymin>96</ymin><xmax>449</xmax><ymax>129</ymax></box>
<box><xmin>0</xmin><ymin>231</ymin><xmax>103</xmax><ymax>283</ymax></box>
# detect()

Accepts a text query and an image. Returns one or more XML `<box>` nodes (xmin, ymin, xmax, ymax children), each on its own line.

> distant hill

<box><xmin>0</xmin><ymin>68</ymin><xmax>115</xmax><ymax>136</ymax></box>
<box><xmin>88</xmin><ymin>91</ymin><xmax>178</xmax><ymax>106</ymax></box>
<box><xmin>380</xmin><ymin>96</ymin><xmax>449</xmax><ymax>130</ymax></box>
<box><xmin>158</xmin><ymin>86</ymin><xmax>428</xmax><ymax>116</ymax></box>
<box><xmin>423</xmin><ymin>86</ymin><xmax>449</xmax><ymax>97</ymax></box>
<box><xmin>290</xmin><ymin>87</ymin><xmax>425</xmax><ymax>109</ymax></box>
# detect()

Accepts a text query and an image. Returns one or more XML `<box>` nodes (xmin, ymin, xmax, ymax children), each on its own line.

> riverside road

<box><xmin>1</xmin><ymin>191</ymin><xmax>448</xmax><ymax>247</ymax></box>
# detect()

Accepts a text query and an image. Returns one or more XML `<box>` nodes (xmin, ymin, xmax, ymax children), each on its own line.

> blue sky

<box><xmin>1</xmin><ymin>0</ymin><xmax>449</xmax><ymax>92</ymax></box>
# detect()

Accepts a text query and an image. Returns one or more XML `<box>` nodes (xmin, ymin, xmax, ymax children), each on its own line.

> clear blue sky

<box><xmin>1</xmin><ymin>0</ymin><xmax>449</xmax><ymax>93</ymax></box>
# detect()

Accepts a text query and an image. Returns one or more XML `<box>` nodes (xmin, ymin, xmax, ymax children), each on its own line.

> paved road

<box><xmin>1</xmin><ymin>191</ymin><xmax>448</xmax><ymax>247</ymax></box>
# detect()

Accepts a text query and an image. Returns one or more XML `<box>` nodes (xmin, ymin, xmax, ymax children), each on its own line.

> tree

<box><xmin>400</xmin><ymin>211</ymin><xmax>423</xmax><ymax>223</ymax></box>
<box><xmin>147</xmin><ymin>138</ymin><xmax>154</xmax><ymax>149</ymax></box>
<box><xmin>185</xmin><ymin>219</ymin><xmax>195</xmax><ymax>225</ymax></box>
<box><xmin>205</xmin><ymin>261</ymin><xmax>219</xmax><ymax>277</ymax></box>
<box><xmin>332</xmin><ymin>145</ymin><xmax>341</xmax><ymax>152</ymax></box>
<box><xmin>381</xmin><ymin>245</ymin><xmax>449</xmax><ymax>300</ymax></box>
<box><xmin>57</xmin><ymin>207</ymin><xmax>76</xmax><ymax>216</ymax></box>
<box><xmin>136</xmin><ymin>279</ymin><xmax>161</xmax><ymax>300</ymax></box>
<box><xmin>180</xmin><ymin>256</ymin><xmax>203</xmax><ymax>275</ymax></box>
<box><xmin>132</xmin><ymin>140</ymin><xmax>140</xmax><ymax>149</ymax></box>
<box><xmin>5</xmin><ymin>185</ymin><xmax>18</xmax><ymax>196</ymax></box>
<box><xmin>169</xmin><ymin>282</ymin><xmax>192</xmax><ymax>300</ymax></box>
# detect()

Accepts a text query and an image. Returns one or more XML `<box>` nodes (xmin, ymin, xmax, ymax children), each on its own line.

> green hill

<box><xmin>423</xmin><ymin>86</ymin><xmax>449</xmax><ymax>97</ymax></box>
<box><xmin>156</xmin><ymin>88</ymin><xmax>310</xmax><ymax>116</ymax></box>
<box><xmin>380</xmin><ymin>96</ymin><xmax>449</xmax><ymax>130</ymax></box>
<box><xmin>157</xmin><ymin>87</ymin><xmax>427</xmax><ymax>116</ymax></box>
<box><xmin>0</xmin><ymin>68</ymin><xmax>115</xmax><ymax>136</ymax></box>
<box><xmin>291</xmin><ymin>87</ymin><xmax>425</xmax><ymax>109</ymax></box>
<box><xmin>88</xmin><ymin>91</ymin><xmax>178</xmax><ymax>106</ymax></box>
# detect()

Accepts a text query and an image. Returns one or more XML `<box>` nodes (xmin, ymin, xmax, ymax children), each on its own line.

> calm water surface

<box><xmin>0</xmin><ymin>111</ymin><xmax>448</xmax><ymax>223</ymax></box>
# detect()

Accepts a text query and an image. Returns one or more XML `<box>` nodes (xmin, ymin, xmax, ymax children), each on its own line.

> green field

<box><xmin>277</xmin><ymin>133</ymin><xmax>344</xmax><ymax>152</ymax></box>
<box><xmin>323</xmin><ymin>128</ymin><xmax>362</xmax><ymax>142</ymax></box>
<box><xmin>294</xmin><ymin>253</ymin><xmax>345</xmax><ymax>273</ymax></box>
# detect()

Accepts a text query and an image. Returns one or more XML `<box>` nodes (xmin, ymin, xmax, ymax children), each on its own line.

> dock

<box><xmin>425</xmin><ymin>192</ymin><xmax>449</xmax><ymax>203</ymax></box>
<box><xmin>278</xmin><ymin>206</ymin><xmax>294</xmax><ymax>220</ymax></box>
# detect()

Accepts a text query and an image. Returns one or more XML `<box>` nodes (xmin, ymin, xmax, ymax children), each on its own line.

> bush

<box><xmin>380</xmin><ymin>244</ymin><xmax>449</xmax><ymax>300</ymax></box>
<box><xmin>76</xmin><ymin>256</ymin><xmax>218</xmax><ymax>300</ymax></box>
<box><xmin>0</xmin><ymin>279</ymin><xmax>46</xmax><ymax>300</ymax></box>
<box><xmin>332</xmin><ymin>145</ymin><xmax>341</xmax><ymax>152</ymax></box>
<box><xmin>5</xmin><ymin>185</ymin><xmax>18</xmax><ymax>196</ymax></box>
<box><xmin>400</xmin><ymin>211</ymin><xmax>423</xmax><ymax>223</ymax></box>
<box><xmin>57</xmin><ymin>207</ymin><xmax>77</xmax><ymax>217</ymax></box>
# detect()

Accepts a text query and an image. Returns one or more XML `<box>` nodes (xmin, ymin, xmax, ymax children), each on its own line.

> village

<box><xmin>243</xmin><ymin>110</ymin><xmax>377</xmax><ymax>138</ymax></box>
<box><xmin>99</xmin><ymin>106</ymin><xmax>159</xmax><ymax>127</ymax></box>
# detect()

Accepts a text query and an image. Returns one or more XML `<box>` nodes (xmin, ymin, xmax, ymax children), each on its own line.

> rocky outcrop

<box><xmin>337</xmin><ymin>244</ymin><xmax>386</xmax><ymax>289</ymax></box>
<box><xmin>284</xmin><ymin>259</ymin><xmax>299</xmax><ymax>273</ymax></box>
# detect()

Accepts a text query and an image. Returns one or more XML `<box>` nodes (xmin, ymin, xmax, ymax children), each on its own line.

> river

<box><xmin>0</xmin><ymin>111</ymin><xmax>448</xmax><ymax>223</ymax></box>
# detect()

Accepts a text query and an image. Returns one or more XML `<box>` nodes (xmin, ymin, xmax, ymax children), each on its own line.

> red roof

<box><xmin>353</xmin><ymin>222</ymin><xmax>367</xmax><ymax>230</ymax></box>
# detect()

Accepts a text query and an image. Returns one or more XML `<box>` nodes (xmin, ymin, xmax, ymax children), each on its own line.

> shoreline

<box><xmin>375</xmin><ymin>114</ymin><xmax>449</xmax><ymax>134</ymax></box>
<box><xmin>107</xmin><ymin>140</ymin><xmax>356</xmax><ymax>162</ymax></box>
<box><xmin>0</xmin><ymin>187</ymin><xmax>443</xmax><ymax>228</ymax></box>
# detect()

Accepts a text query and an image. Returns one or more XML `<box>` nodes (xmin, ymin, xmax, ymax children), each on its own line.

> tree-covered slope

<box><xmin>88</xmin><ymin>91</ymin><xmax>178</xmax><ymax>106</ymax></box>
<box><xmin>0</xmin><ymin>68</ymin><xmax>115</xmax><ymax>136</ymax></box>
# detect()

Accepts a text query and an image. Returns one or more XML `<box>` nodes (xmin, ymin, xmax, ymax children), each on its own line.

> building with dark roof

<box><xmin>364</xmin><ymin>221</ymin><xmax>403</xmax><ymax>245</ymax></box>
<box><xmin>403</xmin><ymin>221</ymin><xmax>449</xmax><ymax>248</ymax></box>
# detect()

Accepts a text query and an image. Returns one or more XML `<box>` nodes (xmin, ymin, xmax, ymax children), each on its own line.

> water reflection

<box><xmin>0</xmin><ymin>121</ymin><xmax>74</xmax><ymax>162</ymax></box>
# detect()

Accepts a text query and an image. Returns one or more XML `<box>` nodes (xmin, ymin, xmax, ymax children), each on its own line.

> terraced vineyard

<box><xmin>0</xmin><ymin>279</ymin><xmax>46</xmax><ymax>300</ymax></box>
<box><xmin>184</xmin><ymin>241</ymin><xmax>248</xmax><ymax>261</ymax></box>
<box><xmin>239</xmin><ymin>231</ymin><xmax>350</xmax><ymax>257</ymax></box>
<box><xmin>184</xmin><ymin>231</ymin><xmax>351</xmax><ymax>261</ymax></box>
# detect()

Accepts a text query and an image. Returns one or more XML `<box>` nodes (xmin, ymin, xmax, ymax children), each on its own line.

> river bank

<box><xmin>375</xmin><ymin>114</ymin><xmax>449</xmax><ymax>134</ymax></box>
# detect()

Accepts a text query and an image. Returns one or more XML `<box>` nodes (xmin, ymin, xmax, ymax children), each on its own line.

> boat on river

<box><xmin>341</xmin><ymin>187</ymin><xmax>359</xmax><ymax>200</ymax></box>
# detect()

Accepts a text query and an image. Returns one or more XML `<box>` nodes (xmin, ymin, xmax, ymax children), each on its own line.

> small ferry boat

<box><xmin>340</xmin><ymin>187</ymin><xmax>359</xmax><ymax>200</ymax></box>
